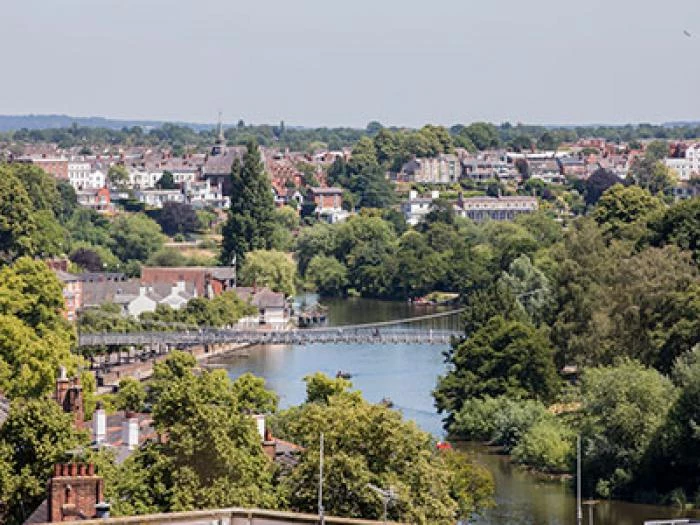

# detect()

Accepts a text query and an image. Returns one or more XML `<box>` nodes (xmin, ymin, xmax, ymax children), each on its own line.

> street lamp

<box><xmin>366</xmin><ymin>483</ymin><xmax>396</xmax><ymax>525</ymax></box>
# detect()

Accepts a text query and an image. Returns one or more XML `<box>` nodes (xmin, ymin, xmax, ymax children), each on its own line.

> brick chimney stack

<box><xmin>47</xmin><ymin>463</ymin><xmax>104</xmax><ymax>522</ymax></box>
<box><xmin>54</xmin><ymin>368</ymin><xmax>85</xmax><ymax>429</ymax></box>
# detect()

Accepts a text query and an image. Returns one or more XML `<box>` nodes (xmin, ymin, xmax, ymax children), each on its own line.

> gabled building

<box><xmin>455</xmin><ymin>195</ymin><xmax>538</xmax><ymax>222</ymax></box>
<box><xmin>400</xmin><ymin>154</ymin><xmax>460</xmax><ymax>184</ymax></box>
<box><xmin>309</xmin><ymin>187</ymin><xmax>348</xmax><ymax>223</ymax></box>
<box><xmin>402</xmin><ymin>190</ymin><xmax>439</xmax><ymax>226</ymax></box>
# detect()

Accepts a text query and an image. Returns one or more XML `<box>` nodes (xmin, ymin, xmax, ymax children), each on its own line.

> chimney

<box><xmin>409</xmin><ymin>190</ymin><xmax>417</xmax><ymax>200</ymax></box>
<box><xmin>122</xmin><ymin>416</ymin><xmax>139</xmax><ymax>449</ymax></box>
<box><xmin>55</xmin><ymin>369</ymin><xmax>84</xmax><ymax>428</ymax></box>
<box><xmin>47</xmin><ymin>463</ymin><xmax>104</xmax><ymax>522</ymax></box>
<box><xmin>93</xmin><ymin>406</ymin><xmax>106</xmax><ymax>444</ymax></box>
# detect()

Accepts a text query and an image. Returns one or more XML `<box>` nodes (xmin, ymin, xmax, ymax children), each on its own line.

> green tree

<box><xmin>294</xmin><ymin>223</ymin><xmax>337</xmax><ymax>276</ymax></box>
<box><xmin>146</xmin><ymin>247</ymin><xmax>187</xmax><ymax>267</ymax></box>
<box><xmin>580</xmin><ymin>359</ymin><xmax>677</xmax><ymax>498</ymax></box>
<box><xmin>0</xmin><ymin>258</ymin><xmax>78</xmax><ymax>398</ymax></box>
<box><xmin>231</xmin><ymin>372</ymin><xmax>279</xmax><ymax>414</ymax></box>
<box><xmin>592</xmin><ymin>184</ymin><xmax>664</xmax><ymax>240</ymax></box>
<box><xmin>627</xmin><ymin>156</ymin><xmax>675</xmax><ymax>195</ymax></box>
<box><xmin>156</xmin><ymin>202</ymin><xmax>201</xmax><ymax>236</ymax></box>
<box><xmin>107</xmin><ymin>164</ymin><xmax>129</xmax><ymax>188</ymax></box>
<box><xmin>221</xmin><ymin>140</ymin><xmax>275</xmax><ymax>266</ymax></box>
<box><xmin>642</xmin><ymin>346</ymin><xmax>700</xmax><ymax>498</ymax></box>
<box><xmin>239</xmin><ymin>249</ymin><xmax>296</xmax><ymax>296</ymax></box>
<box><xmin>460</xmin><ymin>122</ymin><xmax>500</xmax><ymax>151</ymax></box>
<box><xmin>303</xmin><ymin>372</ymin><xmax>354</xmax><ymax>404</ymax></box>
<box><xmin>305</xmin><ymin>255</ymin><xmax>348</xmax><ymax>296</ymax></box>
<box><xmin>108</xmin><ymin>358</ymin><xmax>277</xmax><ymax>515</ymax></box>
<box><xmin>156</xmin><ymin>170</ymin><xmax>177</xmax><ymax>189</ymax></box>
<box><xmin>500</xmin><ymin>254</ymin><xmax>554</xmax><ymax>326</ymax></box>
<box><xmin>512</xmin><ymin>418</ymin><xmax>573</xmax><ymax>473</ymax></box>
<box><xmin>434</xmin><ymin>316</ymin><xmax>560</xmax><ymax>425</ymax></box>
<box><xmin>116</xmin><ymin>377</ymin><xmax>147</xmax><ymax>412</ymax></box>
<box><xmin>583</xmin><ymin>168</ymin><xmax>622</xmax><ymax>206</ymax></box>
<box><xmin>0</xmin><ymin>399</ymin><xmax>85</xmax><ymax>525</ymax></box>
<box><xmin>109</xmin><ymin>213</ymin><xmax>165</xmax><ymax>263</ymax></box>
<box><xmin>649</xmin><ymin>197</ymin><xmax>700</xmax><ymax>262</ymax></box>
<box><xmin>345</xmin><ymin>137</ymin><xmax>395</xmax><ymax>209</ymax></box>
<box><xmin>274</xmin><ymin>381</ymin><xmax>493</xmax><ymax>524</ymax></box>
<box><xmin>0</xmin><ymin>165</ymin><xmax>38</xmax><ymax>262</ymax></box>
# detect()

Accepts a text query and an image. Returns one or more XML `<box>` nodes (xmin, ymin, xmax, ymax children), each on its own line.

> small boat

<box><xmin>336</xmin><ymin>370</ymin><xmax>352</xmax><ymax>380</ymax></box>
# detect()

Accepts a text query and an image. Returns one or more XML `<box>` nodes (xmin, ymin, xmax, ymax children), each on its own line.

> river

<box><xmin>211</xmin><ymin>296</ymin><xmax>698</xmax><ymax>525</ymax></box>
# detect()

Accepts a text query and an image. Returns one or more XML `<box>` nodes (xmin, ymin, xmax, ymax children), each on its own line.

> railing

<box><xmin>47</xmin><ymin>507</ymin><xmax>403</xmax><ymax>525</ymax></box>
<box><xmin>77</xmin><ymin>309</ymin><xmax>466</xmax><ymax>348</ymax></box>
<box><xmin>78</xmin><ymin>327</ymin><xmax>462</xmax><ymax>347</ymax></box>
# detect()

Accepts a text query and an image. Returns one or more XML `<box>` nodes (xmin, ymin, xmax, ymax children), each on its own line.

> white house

<box><xmin>183</xmin><ymin>180</ymin><xmax>230</xmax><ymax>209</ymax></box>
<box><xmin>159</xmin><ymin>281</ymin><xmax>197</xmax><ymax>310</ymax></box>
<box><xmin>134</xmin><ymin>189</ymin><xmax>185</xmax><ymax>208</ymax></box>
<box><xmin>665</xmin><ymin>144</ymin><xmax>700</xmax><ymax>181</ymax></box>
<box><xmin>115</xmin><ymin>286</ymin><xmax>159</xmax><ymax>317</ymax></box>
<box><xmin>236</xmin><ymin>287</ymin><xmax>289</xmax><ymax>328</ymax></box>
<box><xmin>128</xmin><ymin>169</ymin><xmax>162</xmax><ymax>189</ymax></box>
<box><xmin>402</xmin><ymin>190</ymin><xmax>439</xmax><ymax>226</ymax></box>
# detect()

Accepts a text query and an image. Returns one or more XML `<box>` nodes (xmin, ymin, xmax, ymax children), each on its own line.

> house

<box><xmin>236</xmin><ymin>287</ymin><xmax>289</xmax><ymax>327</ymax></box>
<box><xmin>665</xmin><ymin>143</ymin><xmax>700</xmax><ymax>181</ymax></box>
<box><xmin>400</xmin><ymin>154</ymin><xmax>460</xmax><ymax>184</ymax></box>
<box><xmin>558</xmin><ymin>157</ymin><xmax>587</xmax><ymax>178</ymax></box>
<box><xmin>68</xmin><ymin>160</ymin><xmax>104</xmax><ymax>190</ymax></box>
<box><xmin>46</xmin><ymin>260</ymin><xmax>83</xmax><ymax>321</ymax></box>
<box><xmin>15</xmin><ymin>155</ymin><xmax>69</xmax><ymax>179</ymax></box>
<box><xmin>402</xmin><ymin>190</ymin><xmax>439</xmax><ymax>226</ymax></box>
<box><xmin>134</xmin><ymin>189</ymin><xmax>185</xmax><ymax>208</ymax></box>
<box><xmin>55</xmin><ymin>270</ymin><xmax>83</xmax><ymax>322</ymax></box>
<box><xmin>140</xmin><ymin>266</ymin><xmax>236</xmax><ymax>297</ymax></box>
<box><xmin>183</xmin><ymin>180</ymin><xmax>230</xmax><ymax>209</ymax></box>
<box><xmin>158</xmin><ymin>281</ymin><xmax>197</xmax><ymax>310</ymax></box>
<box><xmin>455</xmin><ymin>195</ymin><xmax>538</xmax><ymax>222</ymax></box>
<box><xmin>76</xmin><ymin>187</ymin><xmax>113</xmax><ymax>213</ymax></box>
<box><xmin>528</xmin><ymin>159</ymin><xmax>565</xmax><ymax>184</ymax></box>
<box><xmin>461</xmin><ymin>155</ymin><xmax>516</xmax><ymax>183</ymax></box>
<box><xmin>127</xmin><ymin>168</ymin><xmax>163</xmax><ymax>189</ymax></box>
<box><xmin>309</xmin><ymin>187</ymin><xmax>349</xmax><ymax>223</ymax></box>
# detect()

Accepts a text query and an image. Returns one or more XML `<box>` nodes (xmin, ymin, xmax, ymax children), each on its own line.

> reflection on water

<box><xmin>214</xmin><ymin>296</ymin><xmax>697</xmax><ymax>525</ymax></box>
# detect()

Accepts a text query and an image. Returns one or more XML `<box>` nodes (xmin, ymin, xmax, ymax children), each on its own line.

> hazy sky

<box><xmin>2</xmin><ymin>0</ymin><xmax>699</xmax><ymax>127</ymax></box>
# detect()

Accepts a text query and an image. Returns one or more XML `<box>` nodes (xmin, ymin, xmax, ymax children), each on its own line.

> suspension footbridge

<box><xmin>77</xmin><ymin>308</ymin><xmax>465</xmax><ymax>348</ymax></box>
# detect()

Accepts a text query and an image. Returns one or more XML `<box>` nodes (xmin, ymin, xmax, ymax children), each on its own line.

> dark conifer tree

<box><xmin>221</xmin><ymin>140</ymin><xmax>274</xmax><ymax>267</ymax></box>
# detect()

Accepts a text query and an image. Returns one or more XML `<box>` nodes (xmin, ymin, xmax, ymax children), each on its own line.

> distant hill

<box><xmin>0</xmin><ymin>114</ymin><xmax>217</xmax><ymax>132</ymax></box>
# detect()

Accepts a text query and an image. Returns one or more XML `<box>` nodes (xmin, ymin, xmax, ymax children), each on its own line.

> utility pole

<box><xmin>577</xmin><ymin>434</ymin><xmax>583</xmax><ymax>525</ymax></box>
<box><xmin>319</xmin><ymin>433</ymin><xmax>325</xmax><ymax>525</ymax></box>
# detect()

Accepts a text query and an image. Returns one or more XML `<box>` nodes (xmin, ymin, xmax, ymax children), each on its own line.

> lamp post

<box><xmin>577</xmin><ymin>434</ymin><xmax>583</xmax><ymax>525</ymax></box>
<box><xmin>367</xmin><ymin>484</ymin><xmax>396</xmax><ymax>525</ymax></box>
<box><xmin>318</xmin><ymin>433</ymin><xmax>324</xmax><ymax>525</ymax></box>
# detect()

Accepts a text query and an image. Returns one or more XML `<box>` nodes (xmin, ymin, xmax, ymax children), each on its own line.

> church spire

<box><xmin>211</xmin><ymin>111</ymin><xmax>225</xmax><ymax>156</ymax></box>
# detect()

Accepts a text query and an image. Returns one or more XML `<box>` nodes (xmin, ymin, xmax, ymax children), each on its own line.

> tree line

<box><xmin>4</xmin><ymin>120</ymin><xmax>700</xmax><ymax>156</ymax></box>
<box><xmin>432</xmin><ymin>188</ymin><xmax>700</xmax><ymax>504</ymax></box>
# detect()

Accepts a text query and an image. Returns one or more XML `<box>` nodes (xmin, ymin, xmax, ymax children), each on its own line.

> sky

<box><xmin>1</xmin><ymin>0</ymin><xmax>699</xmax><ymax>128</ymax></box>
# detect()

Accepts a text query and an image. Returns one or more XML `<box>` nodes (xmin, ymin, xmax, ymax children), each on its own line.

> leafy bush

<box><xmin>451</xmin><ymin>396</ymin><xmax>552</xmax><ymax>452</ymax></box>
<box><xmin>512</xmin><ymin>419</ymin><xmax>573</xmax><ymax>473</ymax></box>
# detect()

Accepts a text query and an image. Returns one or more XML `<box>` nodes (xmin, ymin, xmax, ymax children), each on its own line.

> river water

<box><xmin>213</xmin><ymin>296</ymin><xmax>698</xmax><ymax>525</ymax></box>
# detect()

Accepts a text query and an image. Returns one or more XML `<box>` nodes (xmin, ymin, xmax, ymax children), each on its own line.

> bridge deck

<box><xmin>77</xmin><ymin>308</ymin><xmax>465</xmax><ymax>347</ymax></box>
<box><xmin>78</xmin><ymin>328</ymin><xmax>462</xmax><ymax>347</ymax></box>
